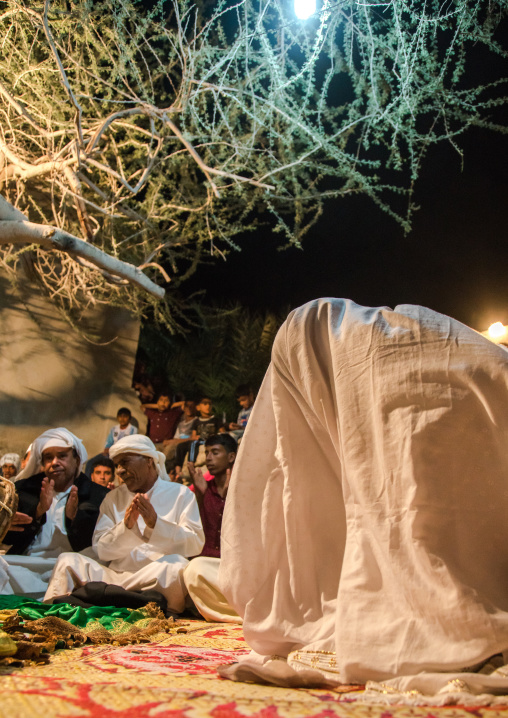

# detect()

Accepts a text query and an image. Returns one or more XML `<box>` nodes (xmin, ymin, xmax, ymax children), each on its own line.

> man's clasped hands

<box><xmin>124</xmin><ymin>493</ymin><xmax>157</xmax><ymax>530</ymax></box>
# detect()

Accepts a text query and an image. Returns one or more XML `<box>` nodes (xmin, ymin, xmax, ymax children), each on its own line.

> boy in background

<box><xmin>188</xmin><ymin>433</ymin><xmax>237</xmax><ymax>557</ymax></box>
<box><xmin>195</xmin><ymin>397</ymin><xmax>222</xmax><ymax>441</ymax></box>
<box><xmin>162</xmin><ymin>400</ymin><xmax>200</xmax><ymax>465</ymax></box>
<box><xmin>142</xmin><ymin>393</ymin><xmax>184</xmax><ymax>464</ymax></box>
<box><xmin>173</xmin><ymin>397</ymin><xmax>221</xmax><ymax>481</ymax></box>
<box><xmin>228</xmin><ymin>384</ymin><xmax>255</xmax><ymax>438</ymax></box>
<box><xmin>103</xmin><ymin>407</ymin><xmax>137</xmax><ymax>455</ymax></box>
<box><xmin>90</xmin><ymin>457</ymin><xmax>116</xmax><ymax>490</ymax></box>
<box><xmin>183</xmin><ymin>434</ymin><xmax>241</xmax><ymax>622</ymax></box>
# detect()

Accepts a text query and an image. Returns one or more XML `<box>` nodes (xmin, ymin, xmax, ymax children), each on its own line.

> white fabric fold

<box><xmin>219</xmin><ymin>298</ymin><xmax>508</xmax><ymax>701</ymax></box>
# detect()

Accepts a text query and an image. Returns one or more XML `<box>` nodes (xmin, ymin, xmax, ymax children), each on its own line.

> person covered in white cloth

<box><xmin>218</xmin><ymin>298</ymin><xmax>508</xmax><ymax>704</ymax></box>
<box><xmin>1</xmin><ymin>428</ymin><xmax>108</xmax><ymax>599</ymax></box>
<box><xmin>45</xmin><ymin>435</ymin><xmax>204</xmax><ymax>613</ymax></box>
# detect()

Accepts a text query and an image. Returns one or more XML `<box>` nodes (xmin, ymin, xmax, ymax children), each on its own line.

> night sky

<box><xmin>185</xmin><ymin>123</ymin><xmax>508</xmax><ymax>333</ymax></box>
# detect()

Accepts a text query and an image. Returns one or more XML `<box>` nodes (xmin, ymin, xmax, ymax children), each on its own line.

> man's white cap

<box><xmin>41</xmin><ymin>438</ymin><xmax>73</xmax><ymax>452</ymax></box>
<box><xmin>109</xmin><ymin>434</ymin><xmax>169</xmax><ymax>481</ymax></box>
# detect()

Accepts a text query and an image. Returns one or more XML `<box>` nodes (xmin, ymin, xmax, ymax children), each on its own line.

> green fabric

<box><xmin>0</xmin><ymin>595</ymin><xmax>142</xmax><ymax>629</ymax></box>
<box><xmin>0</xmin><ymin>595</ymin><xmax>27</xmax><ymax>610</ymax></box>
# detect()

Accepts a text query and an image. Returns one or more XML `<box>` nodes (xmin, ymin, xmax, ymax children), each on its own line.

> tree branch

<box><xmin>0</xmin><ymin>216</ymin><xmax>165</xmax><ymax>298</ymax></box>
<box><xmin>162</xmin><ymin>114</ymin><xmax>275</xmax><ymax>194</ymax></box>
<box><xmin>42</xmin><ymin>0</ymin><xmax>84</xmax><ymax>145</ymax></box>
<box><xmin>0</xmin><ymin>80</ymin><xmax>47</xmax><ymax>135</ymax></box>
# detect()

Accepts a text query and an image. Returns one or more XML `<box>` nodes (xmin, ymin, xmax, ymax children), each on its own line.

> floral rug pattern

<box><xmin>1</xmin><ymin>619</ymin><xmax>508</xmax><ymax>718</ymax></box>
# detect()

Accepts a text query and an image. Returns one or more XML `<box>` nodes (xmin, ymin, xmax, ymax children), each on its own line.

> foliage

<box><xmin>138</xmin><ymin>303</ymin><xmax>286</xmax><ymax>419</ymax></box>
<box><xmin>0</xmin><ymin>0</ymin><xmax>507</xmax><ymax>326</ymax></box>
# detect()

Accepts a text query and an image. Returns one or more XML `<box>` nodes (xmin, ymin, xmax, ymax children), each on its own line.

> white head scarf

<box><xmin>16</xmin><ymin>428</ymin><xmax>87</xmax><ymax>482</ymax></box>
<box><xmin>109</xmin><ymin>434</ymin><xmax>169</xmax><ymax>481</ymax></box>
<box><xmin>0</xmin><ymin>453</ymin><xmax>21</xmax><ymax>471</ymax></box>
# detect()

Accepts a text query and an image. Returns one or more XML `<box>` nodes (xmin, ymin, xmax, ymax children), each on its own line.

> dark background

<box><xmin>185</xmin><ymin>123</ymin><xmax>508</xmax><ymax>333</ymax></box>
<box><xmin>182</xmin><ymin>1</ymin><xmax>508</xmax><ymax>334</ymax></box>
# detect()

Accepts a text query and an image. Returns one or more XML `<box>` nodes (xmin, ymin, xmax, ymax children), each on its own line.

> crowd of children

<box><xmin>0</xmin><ymin>383</ymin><xmax>255</xmax><ymax>489</ymax></box>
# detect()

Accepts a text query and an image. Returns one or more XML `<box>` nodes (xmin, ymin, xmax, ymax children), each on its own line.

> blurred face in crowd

<box><xmin>91</xmin><ymin>464</ymin><xmax>114</xmax><ymax>487</ymax></box>
<box><xmin>183</xmin><ymin>400</ymin><xmax>197</xmax><ymax>418</ymax></box>
<box><xmin>41</xmin><ymin>446</ymin><xmax>80</xmax><ymax>491</ymax></box>
<box><xmin>113</xmin><ymin>452</ymin><xmax>158</xmax><ymax>494</ymax></box>
<box><xmin>117</xmin><ymin>412</ymin><xmax>131</xmax><ymax>429</ymax></box>
<box><xmin>157</xmin><ymin>395</ymin><xmax>171</xmax><ymax>412</ymax></box>
<box><xmin>205</xmin><ymin>443</ymin><xmax>236</xmax><ymax>478</ymax></box>
<box><xmin>237</xmin><ymin>393</ymin><xmax>254</xmax><ymax>409</ymax></box>
<box><xmin>21</xmin><ymin>451</ymin><xmax>30</xmax><ymax>470</ymax></box>
<box><xmin>197</xmin><ymin>398</ymin><xmax>213</xmax><ymax>417</ymax></box>
<box><xmin>2</xmin><ymin>463</ymin><xmax>16</xmax><ymax>479</ymax></box>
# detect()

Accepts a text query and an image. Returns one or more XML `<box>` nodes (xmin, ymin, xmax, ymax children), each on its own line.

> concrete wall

<box><xmin>0</xmin><ymin>273</ymin><xmax>146</xmax><ymax>458</ymax></box>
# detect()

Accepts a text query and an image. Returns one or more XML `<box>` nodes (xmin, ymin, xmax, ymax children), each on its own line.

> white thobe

<box><xmin>183</xmin><ymin>557</ymin><xmax>241</xmax><ymax>623</ymax></box>
<box><xmin>2</xmin><ymin>487</ymin><xmax>72</xmax><ymax>599</ymax></box>
<box><xmin>219</xmin><ymin>298</ymin><xmax>508</xmax><ymax>703</ymax></box>
<box><xmin>46</xmin><ymin>478</ymin><xmax>204</xmax><ymax>611</ymax></box>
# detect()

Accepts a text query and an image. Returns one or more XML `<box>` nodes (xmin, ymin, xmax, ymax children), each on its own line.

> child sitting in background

<box><xmin>103</xmin><ymin>407</ymin><xmax>137</xmax><ymax>455</ymax></box>
<box><xmin>162</xmin><ymin>400</ymin><xmax>200</xmax><ymax>466</ymax></box>
<box><xmin>173</xmin><ymin>398</ymin><xmax>221</xmax><ymax>482</ymax></box>
<box><xmin>228</xmin><ymin>384</ymin><xmax>255</xmax><ymax>438</ymax></box>
<box><xmin>174</xmin><ymin>400</ymin><xmax>199</xmax><ymax>439</ymax></box>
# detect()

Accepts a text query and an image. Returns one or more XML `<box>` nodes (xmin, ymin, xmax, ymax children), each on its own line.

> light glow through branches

<box><xmin>294</xmin><ymin>0</ymin><xmax>316</xmax><ymax>20</ymax></box>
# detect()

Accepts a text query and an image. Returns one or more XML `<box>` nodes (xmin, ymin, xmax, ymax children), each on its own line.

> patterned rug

<box><xmin>2</xmin><ymin>618</ymin><xmax>508</xmax><ymax>717</ymax></box>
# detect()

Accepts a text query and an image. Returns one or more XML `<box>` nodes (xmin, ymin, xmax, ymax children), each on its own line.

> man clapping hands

<box><xmin>46</xmin><ymin>436</ymin><xmax>204</xmax><ymax>613</ymax></box>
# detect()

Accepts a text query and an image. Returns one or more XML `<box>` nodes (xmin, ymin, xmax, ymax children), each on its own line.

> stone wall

<box><xmin>0</xmin><ymin>273</ymin><xmax>146</xmax><ymax>459</ymax></box>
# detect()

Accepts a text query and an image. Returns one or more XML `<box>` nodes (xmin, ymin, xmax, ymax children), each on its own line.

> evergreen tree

<box><xmin>139</xmin><ymin>303</ymin><xmax>286</xmax><ymax>418</ymax></box>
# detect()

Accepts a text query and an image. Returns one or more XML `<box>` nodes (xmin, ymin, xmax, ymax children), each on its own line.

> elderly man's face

<box><xmin>41</xmin><ymin>446</ymin><xmax>80</xmax><ymax>491</ymax></box>
<box><xmin>113</xmin><ymin>452</ymin><xmax>158</xmax><ymax>494</ymax></box>
<box><xmin>2</xmin><ymin>463</ymin><xmax>16</xmax><ymax>479</ymax></box>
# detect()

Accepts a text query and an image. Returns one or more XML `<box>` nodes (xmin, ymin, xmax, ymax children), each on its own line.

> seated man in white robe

<box><xmin>45</xmin><ymin>435</ymin><xmax>204</xmax><ymax>613</ymax></box>
<box><xmin>1</xmin><ymin>428</ymin><xmax>107</xmax><ymax>599</ymax></box>
<box><xmin>218</xmin><ymin>298</ymin><xmax>508</xmax><ymax>703</ymax></box>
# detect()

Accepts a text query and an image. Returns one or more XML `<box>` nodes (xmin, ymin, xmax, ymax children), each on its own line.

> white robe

<box><xmin>1</xmin><ymin>486</ymin><xmax>73</xmax><ymax>599</ymax></box>
<box><xmin>219</xmin><ymin>298</ymin><xmax>508</xmax><ymax>703</ymax></box>
<box><xmin>46</xmin><ymin>478</ymin><xmax>204</xmax><ymax>611</ymax></box>
<box><xmin>183</xmin><ymin>557</ymin><xmax>241</xmax><ymax>623</ymax></box>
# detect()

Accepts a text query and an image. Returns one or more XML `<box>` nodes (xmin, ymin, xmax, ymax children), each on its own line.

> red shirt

<box><xmin>145</xmin><ymin>407</ymin><xmax>182</xmax><ymax>443</ymax></box>
<box><xmin>198</xmin><ymin>478</ymin><xmax>226</xmax><ymax>558</ymax></box>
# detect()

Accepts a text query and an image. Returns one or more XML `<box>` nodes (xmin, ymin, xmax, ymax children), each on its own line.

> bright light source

<box><xmin>294</xmin><ymin>0</ymin><xmax>316</xmax><ymax>20</ymax></box>
<box><xmin>488</xmin><ymin>322</ymin><xmax>507</xmax><ymax>340</ymax></box>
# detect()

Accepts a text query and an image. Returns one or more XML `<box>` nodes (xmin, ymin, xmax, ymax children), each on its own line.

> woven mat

<box><xmin>2</xmin><ymin>619</ymin><xmax>508</xmax><ymax>717</ymax></box>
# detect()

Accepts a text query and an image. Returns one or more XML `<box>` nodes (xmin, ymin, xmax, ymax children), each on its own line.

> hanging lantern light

<box><xmin>481</xmin><ymin>322</ymin><xmax>508</xmax><ymax>344</ymax></box>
